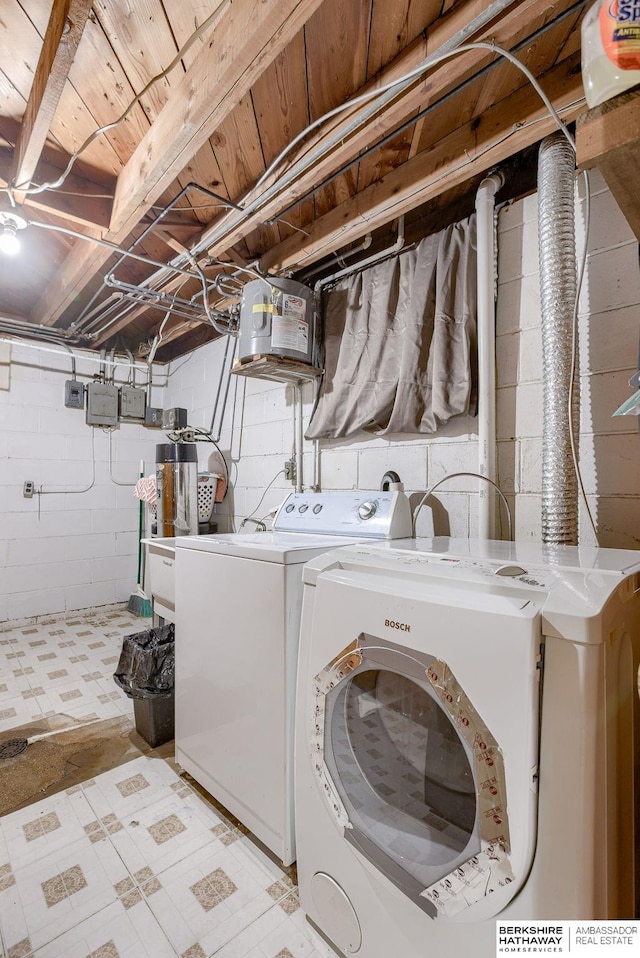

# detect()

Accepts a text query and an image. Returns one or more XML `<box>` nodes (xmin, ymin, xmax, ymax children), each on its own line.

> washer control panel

<box><xmin>274</xmin><ymin>491</ymin><xmax>412</xmax><ymax>538</ymax></box>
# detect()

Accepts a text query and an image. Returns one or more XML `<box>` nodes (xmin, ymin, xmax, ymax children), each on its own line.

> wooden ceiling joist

<box><xmin>10</xmin><ymin>0</ymin><xmax>93</xmax><ymax>195</ymax></box>
<box><xmin>188</xmin><ymin>0</ymin><xmax>574</xmax><ymax>263</ymax></box>
<box><xmin>33</xmin><ymin>0</ymin><xmax>327</xmax><ymax>329</ymax></box>
<box><xmin>576</xmin><ymin>88</ymin><xmax>640</xmax><ymax>240</ymax></box>
<box><xmin>0</xmin><ymin>153</ymin><xmax>113</xmax><ymax>230</ymax></box>
<box><xmin>0</xmin><ymin>0</ymin><xmax>597</xmax><ymax>357</ymax></box>
<box><xmin>261</xmin><ymin>54</ymin><xmax>584</xmax><ymax>272</ymax></box>
<box><xmin>140</xmin><ymin>51</ymin><xmax>586</xmax><ymax>359</ymax></box>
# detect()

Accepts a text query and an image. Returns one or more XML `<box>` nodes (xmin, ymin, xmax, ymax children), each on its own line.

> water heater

<box><xmin>237</xmin><ymin>277</ymin><xmax>320</xmax><ymax>367</ymax></box>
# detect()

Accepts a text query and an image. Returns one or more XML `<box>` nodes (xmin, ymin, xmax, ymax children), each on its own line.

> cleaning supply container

<box><xmin>582</xmin><ymin>0</ymin><xmax>640</xmax><ymax>107</ymax></box>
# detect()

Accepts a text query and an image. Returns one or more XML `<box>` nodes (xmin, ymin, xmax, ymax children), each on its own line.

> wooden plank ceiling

<box><xmin>0</xmin><ymin>0</ymin><xmax>588</xmax><ymax>361</ymax></box>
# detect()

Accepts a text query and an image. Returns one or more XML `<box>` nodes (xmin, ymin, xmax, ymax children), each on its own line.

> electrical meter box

<box><xmin>120</xmin><ymin>385</ymin><xmax>146</xmax><ymax>420</ymax></box>
<box><xmin>86</xmin><ymin>382</ymin><xmax>119</xmax><ymax>426</ymax></box>
<box><xmin>64</xmin><ymin>380</ymin><xmax>85</xmax><ymax>410</ymax></box>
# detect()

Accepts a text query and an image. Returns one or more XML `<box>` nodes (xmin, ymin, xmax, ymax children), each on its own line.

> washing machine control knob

<box><xmin>299</xmin><ymin>504</ymin><xmax>308</xmax><ymax>513</ymax></box>
<box><xmin>285</xmin><ymin>503</ymin><xmax>295</xmax><ymax>513</ymax></box>
<box><xmin>358</xmin><ymin>500</ymin><xmax>377</xmax><ymax>520</ymax></box>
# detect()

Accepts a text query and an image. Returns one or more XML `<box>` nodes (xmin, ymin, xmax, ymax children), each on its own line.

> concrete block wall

<box><xmin>0</xmin><ymin>344</ymin><xmax>163</xmax><ymax>621</ymax></box>
<box><xmin>165</xmin><ymin>174</ymin><xmax>640</xmax><ymax>549</ymax></box>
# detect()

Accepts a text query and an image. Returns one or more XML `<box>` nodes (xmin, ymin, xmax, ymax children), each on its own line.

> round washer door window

<box><xmin>322</xmin><ymin>645</ymin><xmax>482</xmax><ymax>904</ymax></box>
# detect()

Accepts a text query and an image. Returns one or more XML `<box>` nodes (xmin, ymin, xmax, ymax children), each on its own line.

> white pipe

<box><xmin>475</xmin><ymin>172</ymin><xmax>503</xmax><ymax>540</ymax></box>
<box><xmin>314</xmin><ymin>216</ymin><xmax>406</xmax><ymax>295</ymax></box>
<box><xmin>296</xmin><ymin>384</ymin><xmax>304</xmax><ymax>493</ymax></box>
<box><xmin>312</xmin><ymin>439</ymin><xmax>320</xmax><ymax>492</ymax></box>
<box><xmin>0</xmin><ymin>335</ymin><xmax>163</xmax><ymax>375</ymax></box>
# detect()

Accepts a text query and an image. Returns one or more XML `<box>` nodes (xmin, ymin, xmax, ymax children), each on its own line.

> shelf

<box><xmin>231</xmin><ymin>354</ymin><xmax>323</xmax><ymax>386</ymax></box>
<box><xmin>576</xmin><ymin>87</ymin><xmax>640</xmax><ymax>240</ymax></box>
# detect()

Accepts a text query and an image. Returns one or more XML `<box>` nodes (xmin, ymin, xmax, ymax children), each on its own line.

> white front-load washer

<box><xmin>295</xmin><ymin>537</ymin><xmax>640</xmax><ymax>956</ymax></box>
<box><xmin>173</xmin><ymin>490</ymin><xmax>411</xmax><ymax>865</ymax></box>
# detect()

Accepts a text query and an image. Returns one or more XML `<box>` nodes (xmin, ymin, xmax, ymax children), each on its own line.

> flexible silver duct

<box><xmin>537</xmin><ymin>132</ymin><xmax>579</xmax><ymax>545</ymax></box>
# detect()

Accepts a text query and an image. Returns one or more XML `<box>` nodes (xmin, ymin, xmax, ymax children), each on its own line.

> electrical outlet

<box><xmin>284</xmin><ymin>459</ymin><xmax>296</xmax><ymax>482</ymax></box>
<box><xmin>23</xmin><ymin>480</ymin><xmax>34</xmax><ymax>498</ymax></box>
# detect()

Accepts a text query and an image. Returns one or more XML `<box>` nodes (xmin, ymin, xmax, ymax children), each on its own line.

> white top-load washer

<box><xmin>295</xmin><ymin>537</ymin><xmax>640</xmax><ymax>957</ymax></box>
<box><xmin>173</xmin><ymin>490</ymin><xmax>411</xmax><ymax>865</ymax></box>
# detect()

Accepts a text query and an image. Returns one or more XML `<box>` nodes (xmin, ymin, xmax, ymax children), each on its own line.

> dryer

<box><xmin>173</xmin><ymin>490</ymin><xmax>411</xmax><ymax>865</ymax></box>
<box><xmin>294</xmin><ymin>538</ymin><xmax>640</xmax><ymax>957</ymax></box>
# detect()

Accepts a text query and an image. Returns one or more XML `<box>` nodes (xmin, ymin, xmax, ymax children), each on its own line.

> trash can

<box><xmin>114</xmin><ymin>624</ymin><xmax>175</xmax><ymax>747</ymax></box>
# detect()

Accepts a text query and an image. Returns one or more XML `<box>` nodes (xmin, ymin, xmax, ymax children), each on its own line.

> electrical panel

<box><xmin>86</xmin><ymin>382</ymin><xmax>119</xmax><ymax>426</ymax></box>
<box><xmin>119</xmin><ymin>385</ymin><xmax>146</xmax><ymax>420</ymax></box>
<box><xmin>162</xmin><ymin>407</ymin><xmax>188</xmax><ymax>429</ymax></box>
<box><xmin>64</xmin><ymin>379</ymin><xmax>85</xmax><ymax>409</ymax></box>
<box><xmin>144</xmin><ymin>406</ymin><xmax>164</xmax><ymax>428</ymax></box>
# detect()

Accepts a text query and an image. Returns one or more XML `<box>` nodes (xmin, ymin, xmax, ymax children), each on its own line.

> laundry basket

<box><xmin>196</xmin><ymin>473</ymin><xmax>217</xmax><ymax>522</ymax></box>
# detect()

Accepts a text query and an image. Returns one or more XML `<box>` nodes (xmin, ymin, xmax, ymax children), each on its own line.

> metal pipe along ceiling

<box><xmin>537</xmin><ymin>132</ymin><xmax>579</xmax><ymax>545</ymax></box>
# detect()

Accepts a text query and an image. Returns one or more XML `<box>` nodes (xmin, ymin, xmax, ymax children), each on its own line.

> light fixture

<box><xmin>0</xmin><ymin>206</ymin><xmax>27</xmax><ymax>256</ymax></box>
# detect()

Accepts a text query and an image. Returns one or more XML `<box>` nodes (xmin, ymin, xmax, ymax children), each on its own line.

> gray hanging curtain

<box><xmin>306</xmin><ymin>215</ymin><xmax>477</xmax><ymax>439</ymax></box>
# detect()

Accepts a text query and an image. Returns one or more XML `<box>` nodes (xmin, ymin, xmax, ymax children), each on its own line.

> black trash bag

<box><xmin>113</xmin><ymin>624</ymin><xmax>175</xmax><ymax>699</ymax></box>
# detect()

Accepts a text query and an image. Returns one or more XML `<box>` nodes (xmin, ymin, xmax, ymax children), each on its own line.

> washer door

<box><xmin>306</xmin><ymin>569</ymin><xmax>541</xmax><ymax>920</ymax></box>
<box><xmin>323</xmin><ymin>642</ymin><xmax>482</xmax><ymax>913</ymax></box>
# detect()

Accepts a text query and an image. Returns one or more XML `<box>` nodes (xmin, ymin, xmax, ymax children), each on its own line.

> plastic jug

<box><xmin>581</xmin><ymin>0</ymin><xmax>640</xmax><ymax>108</ymax></box>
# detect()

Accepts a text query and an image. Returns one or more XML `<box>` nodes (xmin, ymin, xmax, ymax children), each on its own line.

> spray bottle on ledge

<box><xmin>582</xmin><ymin>0</ymin><xmax>640</xmax><ymax>107</ymax></box>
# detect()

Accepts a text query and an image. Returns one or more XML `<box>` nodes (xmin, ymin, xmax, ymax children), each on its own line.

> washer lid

<box><xmin>399</xmin><ymin>536</ymin><xmax>640</xmax><ymax>575</ymax></box>
<box><xmin>302</xmin><ymin>539</ymin><xmax>640</xmax><ymax>642</ymax></box>
<box><xmin>174</xmin><ymin>531</ymin><xmax>370</xmax><ymax>564</ymax></box>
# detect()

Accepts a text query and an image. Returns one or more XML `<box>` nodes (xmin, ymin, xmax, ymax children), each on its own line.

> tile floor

<box><xmin>0</xmin><ymin>608</ymin><xmax>135</xmax><ymax>734</ymax></box>
<box><xmin>0</xmin><ymin>608</ymin><xmax>334</xmax><ymax>958</ymax></box>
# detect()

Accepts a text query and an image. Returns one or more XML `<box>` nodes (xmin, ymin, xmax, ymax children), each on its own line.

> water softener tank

<box><xmin>156</xmin><ymin>443</ymin><xmax>198</xmax><ymax>537</ymax></box>
<box><xmin>237</xmin><ymin>277</ymin><xmax>320</xmax><ymax>367</ymax></box>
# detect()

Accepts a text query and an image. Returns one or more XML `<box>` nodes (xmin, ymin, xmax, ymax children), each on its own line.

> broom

<box><xmin>128</xmin><ymin>460</ymin><xmax>153</xmax><ymax>617</ymax></box>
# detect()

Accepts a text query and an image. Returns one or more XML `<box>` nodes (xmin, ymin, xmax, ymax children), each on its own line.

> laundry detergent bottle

<box><xmin>582</xmin><ymin>0</ymin><xmax>640</xmax><ymax>106</ymax></box>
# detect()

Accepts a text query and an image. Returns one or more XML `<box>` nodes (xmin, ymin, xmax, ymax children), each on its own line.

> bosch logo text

<box><xmin>385</xmin><ymin>619</ymin><xmax>410</xmax><ymax>632</ymax></box>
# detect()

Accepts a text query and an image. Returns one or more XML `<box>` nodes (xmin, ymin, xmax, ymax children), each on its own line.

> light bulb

<box><xmin>0</xmin><ymin>224</ymin><xmax>20</xmax><ymax>255</ymax></box>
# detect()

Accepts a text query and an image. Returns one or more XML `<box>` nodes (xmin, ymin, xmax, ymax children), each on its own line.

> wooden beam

<box><xmin>34</xmin><ymin>0</ymin><xmax>327</xmax><ymax>328</ymax></box>
<box><xmin>576</xmin><ymin>89</ymin><xmax>640</xmax><ymax>240</ymax></box>
<box><xmin>0</xmin><ymin>145</ymin><xmax>113</xmax><ymax>229</ymax></box>
<box><xmin>106</xmin><ymin>53</ymin><xmax>585</xmax><ymax>352</ymax></box>
<box><xmin>200</xmin><ymin>0</ymin><xmax>572</xmax><ymax>261</ymax></box>
<box><xmin>260</xmin><ymin>54</ymin><xmax>584</xmax><ymax>272</ymax></box>
<box><xmin>11</xmin><ymin>0</ymin><xmax>93</xmax><ymax>193</ymax></box>
<box><xmin>152</xmin><ymin>322</ymin><xmax>218</xmax><ymax>362</ymax></box>
<box><xmin>0</xmin><ymin>115</ymin><xmax>116</xmax><ymax>189</ymax></box>
<box><xmin>111</xmin><ymin>0</ymin><xmax>326</xmax><ymax>235</ymax></box>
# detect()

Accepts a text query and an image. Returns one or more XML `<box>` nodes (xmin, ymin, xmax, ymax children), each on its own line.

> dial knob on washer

<box><xmin>358</xmin><ymin>500</ymin><xmax>377</xmax><ymax>520</ymax></box>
